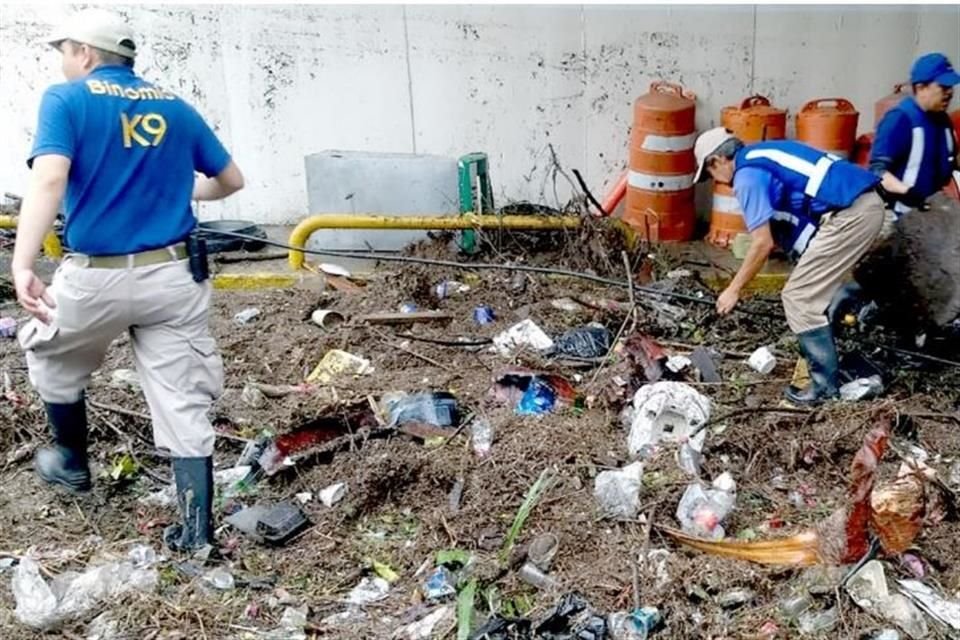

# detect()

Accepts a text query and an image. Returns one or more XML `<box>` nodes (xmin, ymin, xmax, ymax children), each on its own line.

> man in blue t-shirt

<box><xmin>11</xmin><ymin>9</ymin><xmax>244</xmax><ymax>554</ymax></box>
<box><xmin>871</xmin><ymin>52</ymin><xmax>960</xmax><ymax>215</ymax></box>
<box><xmin>693</xmin><ymin>128</ymin><xmax>885</xmax><ymax>406</ymax></box>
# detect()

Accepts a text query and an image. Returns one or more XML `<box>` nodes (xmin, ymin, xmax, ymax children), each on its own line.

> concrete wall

<box><xmin>1</xmin><ymin>4</ymin><xmax>958</xmax><ymax>224</ymax></box>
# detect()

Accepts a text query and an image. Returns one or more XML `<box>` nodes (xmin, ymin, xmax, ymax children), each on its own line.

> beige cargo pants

<box><xmin>18</xmin><ymin>252</ymin><xmax>223</xmax><ymax>458</ymax></box>
<box><xmin>781</xmin><ymin>191</ymin><xmax>885</xmax><ymax>334</ymax></box>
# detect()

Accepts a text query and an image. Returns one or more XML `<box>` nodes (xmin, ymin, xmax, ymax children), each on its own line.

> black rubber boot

<box><xmin>163</xmin><ymin>457</ymin><xmax>214</xmax><ymax>553</ymax></box>
<box><xmin>784</xmin><ymin>326</ymin><xmax>840</xmax><ymax>406</ymax></box>
<box><xmin>35</xmin><ymin>396</ymin><xmax>92</xmax><ymax>493</ymax></box>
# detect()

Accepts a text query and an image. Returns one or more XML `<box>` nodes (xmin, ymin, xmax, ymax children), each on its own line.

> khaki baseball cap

<box><xmin>46</xmin><ymin>9</ymin><xmax>137</xmax><ymax>59</ymax></box>
<box><xmin>693</xmin><ymin>127</ymin><xmax>735</xmax><ymax>183</ymax></box>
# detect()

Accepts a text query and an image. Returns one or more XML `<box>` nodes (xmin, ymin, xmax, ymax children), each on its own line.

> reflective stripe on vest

<box><xmin>772</xmin><ymin>210</ymin><xmax>817</xmax><ymax>256</ymax></box>
<box><xmin>742</xmin><ymin>148</ymin><xmax>839</xmax><ymax>199</ymax></box>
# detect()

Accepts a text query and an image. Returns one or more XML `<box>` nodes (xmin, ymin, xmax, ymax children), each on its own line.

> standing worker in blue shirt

<box><xmin>11</xmin><ymin>9</ymin><xmax>244</xmax><ymax>553</ymax></box>
<box><xmin>693</xmin><ymin>128</ymin><xmax>885</xmax><ymax>405</ymax></box>
<box><xmin>871</xmin><ymin>52</ymin><xmax>959</xmax><ymax>215</ymax></box>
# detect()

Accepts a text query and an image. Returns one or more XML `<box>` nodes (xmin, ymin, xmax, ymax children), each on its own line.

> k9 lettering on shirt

<box><xmin>120</xmin><ymin>112</ymin><xmax>167</xmax><ymax>148</ymax></box>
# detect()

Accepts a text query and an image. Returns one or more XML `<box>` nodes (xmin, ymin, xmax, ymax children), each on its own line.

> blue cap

<box><xmin>910</xmin><ymin>53</ymin><xmax>960</xmax><ymax>86</ymax></box>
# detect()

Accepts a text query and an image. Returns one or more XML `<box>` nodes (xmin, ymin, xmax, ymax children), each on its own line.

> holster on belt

<box><xmin>185</xmin><ymin>231</ymin><xmax>210</xmax><ymax>283</ymax></box>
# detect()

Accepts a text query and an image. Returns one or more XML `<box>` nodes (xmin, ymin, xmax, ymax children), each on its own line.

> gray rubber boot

<box><xmin>163</xmin><ymin>457</ymin><xmax>214</xmax><ymax>553</ymax></box>
<box><xmin>784</xmin><ymin>326</ymin><xmax>840</xmax><ymax>406</ymax></box>
<box><xmin>35</xmin><ymin>396</ymin><xmax>92</xmax><ymax>493</ymax></box>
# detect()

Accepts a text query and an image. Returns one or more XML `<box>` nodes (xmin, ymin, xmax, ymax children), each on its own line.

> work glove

<box><xmin>898</xmin><ymin>187</ymin><xmax>929</xmax><ymax>211</ymax></box>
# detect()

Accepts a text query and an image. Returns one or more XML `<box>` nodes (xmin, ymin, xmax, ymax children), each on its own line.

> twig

<box><xmin>88</xmin><ymin>399</ymin><xmax>151</xmax><ymax>422</ymax></box>
<box><xmin>904</xmin><ymin>411</ymin><xmax>960</xmax><ymax>424</ymax></box>
<box><xmin>690</xmin><ymin>405</ymin><xmax>813</xmax><ymax>439</ymax></box>
<box><xmin>572</xmin><ymin>168</ymin><xmax>607</xmax><ymax>216</ymax></box>
<box><xmin>372</xmin><ymin>329</ymin><xmax>457</xmax><ymax>373</ymax></box>
<box><xmin>397</xmin><ymin>332</ymin><xmax>492</xmax><ymax>347</ymax></box>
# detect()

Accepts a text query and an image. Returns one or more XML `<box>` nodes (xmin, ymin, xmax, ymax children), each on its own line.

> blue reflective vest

<box><xmin>876</xmin><ymin>97</ymin><xmax>956</xmax><ymax>215</ymax></box>
<box><xmin>734</xmin><ymin>141</ymin><xmax>879</xmax><ymax>256</ymax></box>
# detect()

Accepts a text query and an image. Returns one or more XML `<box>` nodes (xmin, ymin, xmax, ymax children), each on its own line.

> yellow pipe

<box><xmin>0</xmin><ymin>215</ymin><xmax>63</xmax><ymax>259</ymax></box>
<box><xmin>287</xmin><ymin>213</ymin><xmax>581</xmax><ymax>270</ymax></box>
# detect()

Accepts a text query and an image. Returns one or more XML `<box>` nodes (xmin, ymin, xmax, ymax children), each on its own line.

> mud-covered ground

<box><xmin>0</xmin><ymin>234</ymin><xmax>958</xmax><ymax>640</ymax></box>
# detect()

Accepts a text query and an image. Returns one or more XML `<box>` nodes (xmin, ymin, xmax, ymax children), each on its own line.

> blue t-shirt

<box><xmin>29</xmin><ymin>65</ymin><xmax>231</xmax><ymax>255</ymax></box>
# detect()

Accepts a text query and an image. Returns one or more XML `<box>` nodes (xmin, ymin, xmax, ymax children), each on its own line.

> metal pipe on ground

<box><xmin>286</xmin><ymin>213</ymin><xmax>581</xmax><ymax>271</ymax></box>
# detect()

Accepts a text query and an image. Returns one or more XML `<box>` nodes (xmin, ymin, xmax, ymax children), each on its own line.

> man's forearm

<box><xmin>192</xmin><ymin>176</ymin><xmax>230</xmax><ymax>201</ymax></box>
<box><xmin>12</xmin><ymin>172</ymin><xmax>65</xmax><ymax>273</ymax></box>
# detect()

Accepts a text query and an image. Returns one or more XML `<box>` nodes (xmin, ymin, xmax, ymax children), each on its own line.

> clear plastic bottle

<box><xmin>676</xmin><ymin>472</ymin><xmax>737</xmax><ymax>539</ymax></box>
<box><xmin>470</xmin><ymin>418</ymin><xmax>494</xmax><ymax>457</ymax></box>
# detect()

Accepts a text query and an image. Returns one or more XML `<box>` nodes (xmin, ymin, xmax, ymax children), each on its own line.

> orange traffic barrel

<box><xmin>707</xmin><ymin>95</ymin><xmax>787</xmax><ymax>248</ymax></box>
<box><xmin>874</xmin><ymin>83</ymin><xmax>910</xmax><ymax>128</ymax></box>
<box><xmin>796</xmin><ymin>98</ymin><xmax>859</xmax><ymax>158</ymax></box>
<box><xmin>624</xmin><ymin>81</ymin><xmax>697</xmax><ymax>242</ymax></box>
<box><xmin>706</xmin><ymin>183</ymin><xmax>746</xmax><ymax>249</ymax></box>
<box><xmin>720</xmin><ymin>95</ymin><xmax>787</xmax><ymax>143</ymax></box>
<box><xmin>852</xmin><ymin>133</ymin><xmax>874</xmax><ymax>169</ymax></box>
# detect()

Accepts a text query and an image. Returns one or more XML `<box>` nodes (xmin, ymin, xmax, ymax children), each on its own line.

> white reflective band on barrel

<box><xmin>639</xmin><ymin>132</ymin><xmax>697</xmax><ymax>152</ymax></box>
<box><xmin>627</xmin><ymin>170</ymin><xmax>695</xmax><ymax>191</ymax></box>
<box><xmin>712</xmin><ymin>193</ymin><xmax>742</xmax><ymax>213</ymax></box>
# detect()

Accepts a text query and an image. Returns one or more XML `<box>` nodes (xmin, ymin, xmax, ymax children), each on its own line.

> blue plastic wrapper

<box><xmin>516</xmin><ymin>377</ymin><xmax>556</xmax><ymax>415</ymax></box>
<box><xmin>473</xmin><ymin>305</ymin><xmax>496</xmax><ymax>325</ymax></box>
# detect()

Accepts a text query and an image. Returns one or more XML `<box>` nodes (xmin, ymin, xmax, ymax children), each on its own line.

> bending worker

<box><xmin>871</xmin><ymin>52</ymin><xmax>959</xmax><ymax>213</ymax></box>
<box><xmin>12</xmin><ymin>9</ymin><xmax>244</xmax><ymax>553</ymax></box>
<box><xmin>693</xmin><ymin>129</ymin><xmax>884</xmax><ymax>405</ymax></box>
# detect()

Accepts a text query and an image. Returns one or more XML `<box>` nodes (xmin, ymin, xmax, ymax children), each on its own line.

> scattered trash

<box><xmin>346</xmin><ymin>576</ymin><xmax>390</xmax><ymax>605</ymax></box>
<box><xmin>203</xmin><ymin>567</ymin><xmax>235</xmax><ymax>590</ymax></box>
<box><xmin>0</xmin><ymin>316</ymin><xmax>16</xmax><ymax>338</ymax></box>
<box><xmin>676</xmin><ymin>473</ymin><xmax>737</xmax><ymax>540</ymax></box>
<box><xmin>86</xmin><ymin>611</ymin><xmax>119</xmax><ymax>640</ymax></box>
<box><xmin>295</xmin><ymin>492</ymin><xmax>313</xmax><ymax>505</ymax></box>
<box><xmin>608</xmin><ymin>607</ymin><xmax>662</xmax><ymax>639</ymax></box>
<box><xmin>840</xmin><ymin>375</ymin><xmax>885</xmax><ymax>401</ymax></box>
<box><xmin>12</xmin><ymin>545</ymin><xmax>160</xmax><ymax>629</ymax></box>
<box><xmin>665</xmin><ymin>355</ymin><xmax>691</xmax><ymax>373</ymax></box>
<box><xmin>527</xmin><ymin>533</ymin><xmax>559</xmax><ymax>571</ymax></box>
<box><xmin>395</xmin><ymin>605</ymin><xmax>455</xmax><ymax>640</ymax></box>
<box><xmin>107</xmin><ymin>454</ymin><xmax>137</xmax><ymax>482</ymax></box>
<box><xmin>435</xmin><ymin>280</ymin><xmax>470</xmax><ymax>299</ymax></box>
<box><xmin>535</xmin><ymin>592</ymin><xmax>607</xmax><ymax>639</ymax></box>
<box><xmin>470</xmin><ymin>418</ymin><xmax>494</xmax><ymax>457</ymax></box>
<box><xmin>594</xmin><ymin>462</ymin><xmax>644</xmax><ymax>519</ymax></box>
<box><xmin>423</xmin><ymin>566</ymin><xmax>458</xmax><ymax>600</ymax></box>
<box><xmin>846</xmin><ymin>560</ymin><xmax>929</xmax><ymax>639</ymax></box>
<box><xmin>871</xmin><ymin>471</ymin><xmax>925</xmax><ymax>555</ymax></box>
<box><xmin>797</xmin><ymin>606</ymin><xmax>839</xmax><ymax>635</ymax></box>
<box><xmin>552</xmin><ymin>324</ymin><xmax>612</xmax><ymax>359</ymax></box>
<box><xmin>626</xmin><ymin>382</ymin><xmax>711</xmax><ymax>475</ymax></box>
<box><xmin>510</xmin><ymin>272</ymin><xmax>527</xmax><ymax>292</ymax></box>
<box><xmin>717</xmin><ymin>588</ymin><xmax>755</xmax><ymax>609</ymax></box>
<box><xmin>399</xmin><ymin>302</ymin><xmax>418</xmax><ymax>313</ymax></box>
<box><xmin>492</xmin><ymin>319</ymin><xmax>555</xmax><ymax>356</ymax></box>
<box><xmin>385</xmin><ymin>392</ymin><xmax>460</xmax><ymax>428</ymax></box>
<box><xmin>373</xmin><ymin>561</ymin><xmax>400</xmax><ymax>584</ymax></box>
<box><xmin>898</xmin><ymin>579</ymin><xmax>960</xmax><ymax>632</ymax></box>
<box><xmin>747</xmin><ymin>346</ymin><xmax>777</xmax><ymax>375</ymax></box>
<box><xmin>517</xmin><ymin>561</ymin><xmax>558</xmax><ymax>590</ymax></box>
<box><xmin>492</xmin><ymin>370</ymin><xmax>576</xmax><ymax>415</ymax></box>
<box><xmin>319</xmin><ymin>482</ymin><xmax>347</xmax><ymax>507</ymax></box>
<box><xmin>263</xmin><ymin>605</ymin><xmax>309</xmax><ymax>640</ymax></box>
<box><xmin>473</xmin><ymin>305</ymin><xmax>496</xmax><ymax>325</ymax></box>
<box><xmin>551</xmin><ymin>298</ymin><xmax>583</xmax><ymax>313</ymax></box>
<box><xmin>233</xmin><ymin>307</ymin><xmax>261</xmax><ymax>325</ymax></box>
<box><xmin>256</xmin><ymin>502</ymin><xmax>311</xmax><ymax>546</ymax></box>
<box><xmin>241</xmin><ymin>382</ymin><xmax>268</xmax><ymax>408</ymax></box>
<box><xmin>689</xmin><ymin>346</ymin><xmax>721</xmax><ymax>382</ymax></box>
<box><xmin>318</xmin><ymin>262</ymin><xmax>352</xmax><ymax>278</ymax></box>
<box><xmin>306</xmin><ymin>349</ymin><xmax>373</xmax><ymax>384</ymax></box>
<box><xmin>666</xmin><ymin>268</ymin><xmax>692</xmax><ymax>279</ymax></box>
<box><xmin>871</xmin><ymin>630</ymin><xmax>902</xmax><ymax>640</ymax></box>
<box><xmin>620</xmin><ymin>335</ymin><xmax>668</xmax><ymax>383</ymax></box>
<box><xmin>109</xmin><ymin>368</ymin><xmax>141</xmax><ymax>391</ymax></box>
<box><xmin>900</xmin><ymin>553</ymin><xmax>925</xmax><ymax>579</ymax></box>
<box><xmin>310</xmin><ymin>308</ymin><xmax>346</xmax><ymax>329</ymax></box>
<box><xmin>780</xmin><ymin>593</ymin><xmax>814</xmax><ymax>620</ymax></box>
